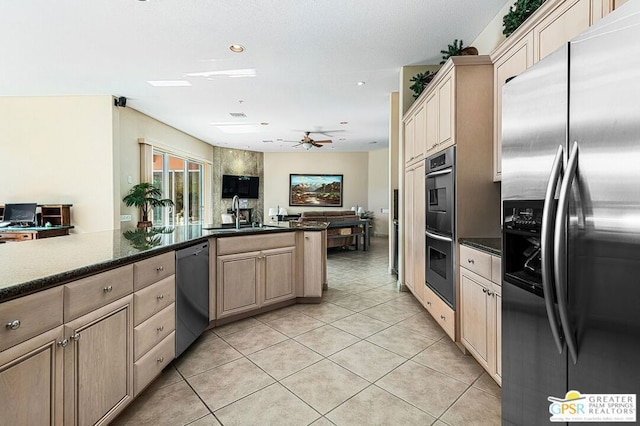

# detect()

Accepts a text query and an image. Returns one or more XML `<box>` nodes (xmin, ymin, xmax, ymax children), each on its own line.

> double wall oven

<box><xmin>425</xmin><ymin>146</ymin><xmax>456</xmax><ymax>308</ymax></box>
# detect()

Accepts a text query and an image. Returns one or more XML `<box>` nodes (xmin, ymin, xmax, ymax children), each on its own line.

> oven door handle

<box><xmin>426</xmin><ymin>168</ymin><xmax>452</xmax><ymax>178</ymax></box>
<box><xmin>425</xmin><ymin>231</ymin><xmax>453</xmax><ymax>242</ymax></box>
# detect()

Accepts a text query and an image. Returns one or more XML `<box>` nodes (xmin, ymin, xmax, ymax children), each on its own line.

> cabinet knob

<box><xmin>482</xmin><ymin>288</ymin><xmax>488</xmax><ymax>294</ymax></box>
<box><xmin>5</xmin><ymin>319</ymin><xmax>20</xmax><ymax>330</ymax></box>
<box><xmin>467</xmin><ymin>258</ymin><xmax>475</xmax><ymax>264</ymax></box>
<box><xmin>157</xmin><ymin>325</ymin><xmax>164</xmax><ymax>332</ymax></box>
<box><xmin>426</xmin><ymin>301</ymin><xmax>432</xmax><ymax>306</ymax></box>
<box><xmin>103</xmin><ymin>285</ymin><xmax>113</xmax><ymax>293</ymax></box>
<box><xmin>57</xmin><ymin>339</ymin><xmax>69</xmax><ymax>348</ymax></box>
<box><xmin>71</xmin><ymin>333</ymin><xmax>81</xmax><ymax>341</ymax></box>
<box><xmin>157</xmin><ymin>294</ymin><xmax>164</xmax><ymax>300</ymax></box>
<box><xmin>440</xmin><ymin>315</ymin><xmax>446</xmax><ymax>320</ymax></box>
<box><xmin>157</xmin><ymin>356</ymin><xmax>164</xmax><ymax>363</ymax></box>
<box><xmin>156</xmin><ymin>266</ymin><xmax>164</xmax><ymax>272</ymax></box>
<box><xmin>487</xmin><ymin>290</ymin><xmax>494</xmax><ymax>297</ymax></box>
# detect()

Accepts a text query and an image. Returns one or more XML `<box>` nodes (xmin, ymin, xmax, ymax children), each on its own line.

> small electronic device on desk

<box><xmin>0</xmin><ymin>203</ymin><xmax>73</xmax><ymax>241</ymax></box>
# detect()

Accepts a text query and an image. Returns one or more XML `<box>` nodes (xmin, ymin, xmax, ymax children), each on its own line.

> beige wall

<box><xmin>367</xmin><ymin>148</ymin><xmax>390</xmax><ymax>236</ymax></box>
<box><xmin>116</xmin><ymin>106</ymin><xmax>215</xmax><ymax>225</ymax></box>
<box><xmin>470</xmin><ymin>0</ymin><xmax>513</xmax><ymax>54</ymax></box>
<box><xmin>263</xmin><ymin>152</ymin><xmax>369</xmax><ymax>222</ymax></box>
<box><xmin>0</xmin><ymin>95</ymin><xmax>115</xmax><ymax>233</ymax></box>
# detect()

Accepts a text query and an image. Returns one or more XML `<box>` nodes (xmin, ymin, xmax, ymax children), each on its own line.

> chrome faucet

<box><xmin>232</xmin><ymin>195</ymin><xmax>240</xmax><ymax>229</ymax></box>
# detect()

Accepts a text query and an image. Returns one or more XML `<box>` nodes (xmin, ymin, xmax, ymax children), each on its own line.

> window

<box><xmin>152</xmin><ymin>150</ymin><xmax>203</xmax><ymax>226</ymax></box>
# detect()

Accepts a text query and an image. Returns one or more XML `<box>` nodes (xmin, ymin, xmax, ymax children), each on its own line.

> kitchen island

<box><xmin>0</xmin><ymin>223</ymin><xmax>327</xmax><ymax>425</ymax></box>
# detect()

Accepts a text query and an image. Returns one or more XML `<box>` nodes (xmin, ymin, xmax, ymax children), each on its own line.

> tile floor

<box><xmin>113</xmin><ymin>237</ymin><xmax>501</xmax><ymax>426</ymax></box>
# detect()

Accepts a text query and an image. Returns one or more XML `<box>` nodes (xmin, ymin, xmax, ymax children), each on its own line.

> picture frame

<box><xmin>289</xmin><ymin>174</ymin><xmax>343</xmax><ymax>207</ymax></box>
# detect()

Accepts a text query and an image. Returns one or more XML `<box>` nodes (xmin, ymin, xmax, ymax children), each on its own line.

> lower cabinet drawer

<box><xmin>133</xmin><ymin>275</ymin><xmax>175</xmax><ymax>326</ymax></box>
<box><xmin>0</xmin><ymin>232</ymin><xmax>33</xmax><ymax>241</ymax></box>
<box><xmin>460</xmin><ymin>245</ymin><xmax>492</xmax><ymax>280</ymax></box>
<box><xmin>134</xmin><ymin>303</ymin><xmax>175</xmax><ymax>360</ymax></box>
<box><xmin>0</xmin><ymin>286</ymin><xmax>63</xmax><ymax>352</ymax></box>
<box><xmin>64</xmin><ymin>265</ymin><xmax>134</xmax><ymax>322</ymax></box>
<box><xmin>134</xmin><ymin>331</ymin><xmax>175</xmax><ymax>396</ymax></box>
<box><xmin>424</xmin><ymin>285</ymin><xmax>455</xmax><ymax>341</ymax></box>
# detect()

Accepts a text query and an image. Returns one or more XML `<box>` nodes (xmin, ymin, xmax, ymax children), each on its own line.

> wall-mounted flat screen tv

<box><xmin>221</xmin><ymin>175</ymin><xmax>260</xmax><ymax>199</ymax></box>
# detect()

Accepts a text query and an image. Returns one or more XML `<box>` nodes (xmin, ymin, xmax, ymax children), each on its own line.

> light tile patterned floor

<box><xmin>113</xmin><ymin>237</ymin><xmax>501</xmax><ymax>426</ymax></box>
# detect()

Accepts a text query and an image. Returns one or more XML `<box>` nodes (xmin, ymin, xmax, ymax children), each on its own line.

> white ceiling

<box><xmin>0</xmin><ymin>0</ymin><xmax>508</xmax><ymax>153</ymax></box>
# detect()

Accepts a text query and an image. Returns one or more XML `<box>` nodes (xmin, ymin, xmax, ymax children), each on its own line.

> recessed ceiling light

<box><xmin>261</xmin><ymin>122</ymin><xmax>269</xmax><ymax>126</ymax></box>
<box><xmin>229</xmin><ymin>44</ymin><xmax>245</xmax><ymax>53</ymax></box>
<box><xmin>262</xmin><ymin>140</ymin><xmax>273</xmax><ymax>143</ymax></box>
<box><xmin>369</xmin><ymin>141</ymin><xmax>378</xmax><ymax>144</ymax></box>
<box><xmin>357</xmin><ymin>81</ymin><xmax>365</xmax><ymax>86</ymax></box>
<box><xmin>147</xmin><ymin>80</ymin><xmax>192</xmax><ymax>87</ymax></box>
<box><xmin>340</xmin><ymin>121</ymin><xmax>348</xmax><ymax>125</ymax></box>
<box><xmin>184</xmin><ymin>69</ymin><xmax>256</xmax><ymax>79</ymax></box>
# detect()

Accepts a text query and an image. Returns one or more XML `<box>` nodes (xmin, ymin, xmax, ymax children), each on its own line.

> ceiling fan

<box><xmin>288</xmin><ymin>131</ymin><xmax>333</xmax><ymax>150</ymax></box>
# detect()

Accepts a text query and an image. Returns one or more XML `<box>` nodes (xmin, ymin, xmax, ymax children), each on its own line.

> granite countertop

<box><xmin>459</xmin><ymin>237</ymin><xmax>502</xmax><ymax>257</ymax></box>
<box><xmin>0</xmin><ymin>223</ymin><xmax>327</xmax><ymax>303</ymax></box>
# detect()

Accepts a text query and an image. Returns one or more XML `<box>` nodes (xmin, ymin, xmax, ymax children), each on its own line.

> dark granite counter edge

<box><xmin>459</xmin><ymin>238</ymin><xmax>502</xmax><ymax>257</ymax></box>
<box><xmin>1</xmin><ymin>226</ymin><xmax>325</xmax><ymax>303</ymax></box>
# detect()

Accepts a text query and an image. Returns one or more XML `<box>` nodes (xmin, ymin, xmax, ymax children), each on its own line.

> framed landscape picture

<box><xmin>289</xmin><ymin>174</ymin><xmax>343</xmax><ymax>207</ymax></box>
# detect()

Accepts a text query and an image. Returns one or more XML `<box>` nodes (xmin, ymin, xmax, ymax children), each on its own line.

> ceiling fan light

<box><xmin>302</xmin><ymin>142</ymin><xmax>313</xmax><ymax>150</ymax></box>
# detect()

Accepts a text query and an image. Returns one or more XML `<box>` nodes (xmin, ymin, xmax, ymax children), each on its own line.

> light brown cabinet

<box><xmin>63</xmin><ymin>295</ymin><xmax>134</xmax><ymax>425</ymax></box>
<box><xmin>262</xmin><ymin>246</ymin><xmax>296</xmax><ymax>306</ymax></box>
<box><xmin>404</xmin><ymin>100</ymin><xmax>426</xmax><ymax>165</ymax></box>
<box><xmin>0</xmin><ymin>325</ymin><xmax>65</xmax><ymax>426</ymax></box>
<box><xmin>492</xmin><ymin>31</ymin><xmax>534</xmax><ymax>181</ymax></box>
<box><xmin>217</xmin><ymin>251</ymin><xmax>261</xmax><ymax>318</ymax></box>
<box><xmin>459</xmin><ymin>245</ymin><xmax>502</xmax><ymax>385</ymax></box>
<box><xmin>302</xmin><ymin>231</ymin><xmax>325</xmax><ymax>298</ymax></box>
<box><xmin>132</xmin><ymin>252</ymin><xmax>176</xmax><ymax>396</ymax></box>
<box><xmin>403</xmin><ymin>168</ymin><xmax>415</xmax><ymax>294</ymax></box>
<box><xmin>216</xmin><ymin>233</ymin><xmax>297</xmax><ymax>319</ymax></box>
<box><xmin>404</xmin><ymin>162</ymin><xmax>426</xmax><ymax>305</ymax></box>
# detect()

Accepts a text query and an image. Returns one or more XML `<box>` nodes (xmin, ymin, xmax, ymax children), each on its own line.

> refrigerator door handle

<box><xmin>554</xmin><ymin>141</ymin><xmax>579</xmax><ymax>365</ymax></box>
<box><xmin>542</xmin><ymin>144</ymin><xmax>566</xmax><ymax>355</ymax></box>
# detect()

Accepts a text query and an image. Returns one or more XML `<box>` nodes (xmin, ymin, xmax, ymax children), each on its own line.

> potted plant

<box><xmin>503</xmin><ymin>0</ymin><xmax>546</xmax><ymax>37</ymax></box>
<box><xmin>440</xmin><ymin>39</ymin><xmax>478</xmax><ymax>64</ymax></box>
<box><xmin>122</xmin><ymin>182</ymin><xmax>174</xmax><ymax>228</ymax></box>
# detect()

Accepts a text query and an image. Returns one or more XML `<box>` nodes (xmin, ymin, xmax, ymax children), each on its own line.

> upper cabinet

<box><xmin>404</xmin><ymin>56</ymin><xmax>492</xmax><ymax>163</ymax></box>
<box><xmin>491</xmin><ymin>0</ymin><xmax>626</xmax><ymax>181</ymax></box>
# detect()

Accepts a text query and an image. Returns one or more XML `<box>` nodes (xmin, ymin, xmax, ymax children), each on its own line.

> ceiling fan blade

<box><xmin>313</xmin><ymin>143</ymin><xmax>324</xmax><ymax>148</ymax></box>
<box><xmin>315</xmin><ymin>140</ymin><xmax>332</xmax><ymax>144</ymax></box>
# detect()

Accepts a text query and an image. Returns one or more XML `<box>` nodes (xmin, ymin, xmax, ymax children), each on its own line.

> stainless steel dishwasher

<box><xmin>175</xmin><ymin>241</ymin><xmax>209</xmax><ymax>357</ymax></box>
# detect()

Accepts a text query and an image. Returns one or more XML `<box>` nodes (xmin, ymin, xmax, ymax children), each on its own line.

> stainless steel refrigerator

<box><xmin>501</xmin><ymin>2</ymin><xmax>640</xmax><ymax>424</ymax></box>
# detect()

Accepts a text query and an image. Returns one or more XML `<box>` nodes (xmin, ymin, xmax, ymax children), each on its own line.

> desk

<box><xmin>326</xmin><ymin>219</ymin><xmax>370</xmax><ymax>251</ymax></box>
<box><xmin>0</xmin><ymin>226</ymin><xmax>73</xmax><ymax>242</ymax></box>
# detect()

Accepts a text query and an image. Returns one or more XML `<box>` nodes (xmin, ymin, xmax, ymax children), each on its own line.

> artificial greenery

<box><xmin>122</xmin><ymin>182</ymin><xmax>174</xmax><ymax>226</ymax></box>
<box><xmin>409</xmin><ymin>70</ymin><xmax>437</xmax><ymax>99</ymax></box>
<box><xmin>503</xmin><ymin>0</ymin><xmax>546</xmax><ymax>37</ymax></box>
<box><xmin>440</xmin><ymin>39</ymin><xmax>465</xmax><ymax>65</ymax></box>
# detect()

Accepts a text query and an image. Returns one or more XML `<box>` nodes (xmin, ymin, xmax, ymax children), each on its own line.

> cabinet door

<box><xmin>412</xmin><ymin>162</ymin><xmax>426</xmax><ymax>304</ymax></box>
<box><xmin>303</xmin><ymin>232</ymin><xmax>324</xmax><ymax>297</ymax></box>
<box><xmin>64</xmin><ymin>295</ymin><xmax>133</xmax><ymax>426</ymax></box>
<box><xmin>437</xmin><ymin>74</ymin><xmax>453</xmax><ymax>148</ymax></box>
<box><xmin>0</xmin><ymin>326</ymin><xmax>64</xmax><ymax>426</ymax></box>
<box><xmin>413</xmin><ymin>103</ymin><xmax>427</xmax><ymax>162</ymax></box>
<box><xmin>493</xmin><ymin>31</ymin><xmax>534</xmax><ymax>180</ymax></box>
<box><xmin>262</xmin><ymin>246</ymin><xmax>296</xmax><ymax>306</ymax></box>
<box><xmin>404</xmin><ymin>116</ymin><xmax>415</xmax><ymax>164</ymax></box>
<box><xmin>460</xmin><ymin>271</ymin><xmax>490</xmax><ymax>369</ymax></box>
<box><xmin>217</xmin><ymin>252</ymin><xmax>260</xmax><ymax>318</ymax></box>
<box><xmin>403</xmin><ymin>168</ymin><xmax>415</xmax><ymax>291</ymax></box>
<box><xmin>535</xmin><ymin>0</ymin><xmax>591</xmax><ymax>63</ymax></box>
<box><xmin>425</xmin><ymin>92</ymin><xmax>438</xmax><ymax>155</ymax></box>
